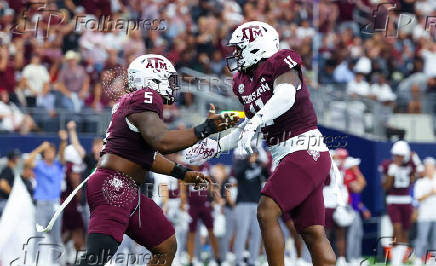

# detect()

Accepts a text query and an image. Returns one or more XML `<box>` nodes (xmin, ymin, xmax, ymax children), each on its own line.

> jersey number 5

<box><xmin>144</xmin><ymin>91</ymin><xmax>153</xmax><ymax>104</ymax></box>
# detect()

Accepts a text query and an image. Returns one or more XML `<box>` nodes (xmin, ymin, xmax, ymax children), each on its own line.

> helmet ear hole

<box><xmin>152</xmin><ymin>78</ymin><xmax>161</xmax><ymax>84</ymax></box>
<box><xmin>250</xmin><ymin>49</ymin><xmax>259</xmax><ymax>54</ymax></box>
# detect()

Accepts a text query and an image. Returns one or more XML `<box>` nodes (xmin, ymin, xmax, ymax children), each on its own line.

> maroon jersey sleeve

<box><xmin>268</xmin><ymin>49</ymin><xmax>303</xmax><ymax>81</ymax></box>
<box><xmin>125</xmin><ymin>88</ymin><xmax>164</xmax><ymax>119</ymax></box>
<box><xmin>378</xmin><ymin>159</ymin><xmax>392</xmax><ymax>175</ymax></box>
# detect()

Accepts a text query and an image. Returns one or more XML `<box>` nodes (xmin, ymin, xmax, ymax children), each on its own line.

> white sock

<box><xmin>337</xmin><ymin>256</ymin><xmax>347</xmax><ymax>265</ymax></box>
<box><xmin>392</xmin><ymin>245</ymin><xmax>407</xmax><ymax>266</ymax></box>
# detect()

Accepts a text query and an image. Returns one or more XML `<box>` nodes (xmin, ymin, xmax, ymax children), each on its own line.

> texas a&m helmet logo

<box><xmin>142</xmin><ymin>57</ymin><xmax>168</xmax><ymax>72</ymax></box>
<box><xmin>241</xmin><ymin>25</ymin><xmax>263</xmax><ymax>42</ymax></box>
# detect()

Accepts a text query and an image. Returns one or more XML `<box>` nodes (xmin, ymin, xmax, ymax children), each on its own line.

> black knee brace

<box><xmin>77</xmin><ymin>233</ymin><xmax>119</xmax><ymax>266</ymax></box>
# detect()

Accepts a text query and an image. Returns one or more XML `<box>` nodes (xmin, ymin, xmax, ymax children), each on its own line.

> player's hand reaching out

<box><xmin>207</xmin><ymin>104</ymin><xmax>240</xmax><ymax>132</ymax></box>
<box><xmin>237</xmin><ymin>115</ymin><xmax>262</xmax><ymax>155</ymax></box>
<box><xmin>183</xmin><ymin>171</ymin><xmax>212</xmax><ymax>190</ymax></box>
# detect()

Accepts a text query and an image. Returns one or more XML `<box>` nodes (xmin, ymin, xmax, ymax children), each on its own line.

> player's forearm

<box><xmin>381</xmin><ymin>175</ymin><xmax>394</xmax><ymax>190</ymax></box>
<box><xmin>151</xmin><ymin>153</ymin><xmax>192</xmax><ymax>181</ymax></box>
<box><xmin>26</xmin><ymin>144</ymin><xmax>46</xmax><ymax>165</ymax></box>
<box><xmin>154</xmin><ymin>128</ymin><xmax>200</xmax><ymax>154</ymax></box>
<box><xmin>255</xmin><ymin>84</ymin><xmax>296</xmax><ymax>124</ymax></box>
<box><xmin>0</xmin><ymin>179</ymin><xmax>11</xmax><ymax>194</ymax></box>
<box><xmin>68</xmin><ymin>129</ymin><xmax>86</xmax><ymax>158</ymax></box>
<box><xmin>59</xmin><ymin>140</ymin><xmax>67</xmax><ymax>164</ymax></box>
<box><xmin>218</xmin><ymin>120</ymin><xmax>247</xmax><ymax>152</ymax></box>
<box><xmin>151</xmin><ymin>153</ymin><xmax>178</xmax><ymax>175</ymax></box>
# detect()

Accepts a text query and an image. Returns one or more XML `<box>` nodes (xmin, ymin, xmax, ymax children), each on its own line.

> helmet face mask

<box><xmin>226</xmin><ymin>45</ymin><xmax>244</xmax><ymax>72</ymax></box>
<box><xmin>162</xmin><ymin>72</ymin><xmax>180</xmax><ymax>104</ymax></box>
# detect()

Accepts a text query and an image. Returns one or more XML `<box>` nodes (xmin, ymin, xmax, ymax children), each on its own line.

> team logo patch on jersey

<box><xmin>102</xmin><ymin>173</ymin><xmax>137</xmax><ymax>208</ymax></box>
<box><xmin>307</xmin><ymin>150</ymin><xmax>320</xmax><ymax>161</ymax></box>
<box><xmin>238</xmin><ymin>84</ymin><xmax>245</xmax><ymax>94</ymax></box>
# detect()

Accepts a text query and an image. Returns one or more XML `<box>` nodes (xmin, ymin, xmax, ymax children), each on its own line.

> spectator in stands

<box><xmin>18</xmin><ymin>54</ymin><xmax>53</xmax><ymax>110</ymax></box>
<box><xmin>0</xmin><ymin>148</ymin><xmax>20</xmax><ymax>216</ymax></box>
<box><xmin>419</xmin><ymin>42</ymin><xmax>436</xmax><ymax>78</ymax></box>
<box><xmin>0</xmin><ymin>37</ymin><xmax>24</xmax><ymax>104</ymax></box>
<box><xmin>370</xmin><ymin>73</ymin><xmax>397</xmax><ymax>103</ymax></box>
<box><xmin>0</xmin><ymin>90</ymin><xmax>37</xmax><ymax>135</ymax></box>
<box><xmin>347</xmin><ymin>72</ymin><xmax>370</xmax><ymax>98</ymax></box>
<box><xmin>409</xmin><ymin>84</ymin><xmax>422</xmax><ymax>113</ymax></box>
<box><xmin>55</xmin><ymin>50</ymin><xmax>89</xmax><ymax>112</ymax></box>
<box><xmin>25</xmin><ymin>131</ymin><xmax>67</xmax><ymax>263</ymax></box>
<box><xmin>414</xmin><ymin>157</ymin><xmax>436</xmax><ymax>266</ymax></box>
<box><xmin>334</xmin><ymin>59</ymin><xmax>355</xmax><ymax>84</ymax></box>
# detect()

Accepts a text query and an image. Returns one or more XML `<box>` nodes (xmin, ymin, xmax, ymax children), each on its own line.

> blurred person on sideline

<box><xmin>218</xmin><ymin>164</ymin><xmax>237</xmax><ymax>264</ymax></box>
<box><xmin>184</xmin><ymin>162</ymin><xmax>221</xmax><ymax>266</ymax></box>
<box><xmin>380</xmin><ymin>141</ymin><xmax>420</xmax><ymax>266</ymax></box>
<box><xmin>414</xmin><ymin>157</ymin><xmax>436</xmax><ymax>266</ymax></box>
<box><xmin>0</xmin><ymin>89</ymin><xmax>38</xmax><ymax>135</ymax></box>
<box><xmin>0</xmin><ymin>161</ymin><xmax>35</xmax><ymax>266</ymax></box>
<box><xmin>159</xmin><ymin>153</ymin><xmax>190</xmax><ymax>265</ymax></box>
<box><xmin>81</xmin><ymin>137</ymin><xmax>103</xmax><ymax>229</ymax></box>
<box><xmin>61</xmin><ymin>121</ymin><xmax>86</xmax><ymax>260</ymax></box>
<box><xmin>323</xmin><ymin>150</ymin><xmax>351</xmax><ymax>266</ymax></box>
<box><xmin>55</xmin><ymin>50</ymin><xmax>89</xmax><ymax>112</ymax></box>
<box><xmin>232</xmin><ymin>147</ymin><xmax>268</xmax><ymax>266</ymax></box>
<box><xmin>0</xmin><ymin>149</ymin><xmax>20</xmax><ymax>216</ymax></box>
<box><xmin>25</xmin><ymin>130</ymin><xmax>67</xmax><ymax>264</ymax></box>
<box><xmin>343</xmin><ymin>157</ymin><xmax>371</xmax><ymax>265</ymax></box>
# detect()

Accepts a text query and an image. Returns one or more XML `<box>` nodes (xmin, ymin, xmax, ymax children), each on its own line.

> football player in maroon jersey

<box><xmin>75</xmin><ymin>54</ymin><xmax>239</xmax><ymax>266</ymax></box>
<box><xmin>183</xmin><ymin>21</ymin><xmax>336</xmax><ymax>265</ymax></box>
<box><xmin>380</xmin><ymin>141</ymin><xmax>422</xmax><ymax>266</ymax></box>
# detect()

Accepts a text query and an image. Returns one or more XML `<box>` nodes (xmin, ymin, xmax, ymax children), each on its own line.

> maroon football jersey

<box><xmin>379</xmin><ymin>159</ymin><xmax>416</xmax><ymax>196</ymax></box>
<box><xmin>232</xmin><ymin>49</ymin><xmax>318</xmax><ymax>146</ymax></box>
<box><xmin>186</xmin><ymin>163</ymin><xmax>211</xmax><ymax>206</ymax></box>
<box><xmin>101</xmin><ymin>88</ymin><xmax>163</xmax><ymax>170</ymax></box>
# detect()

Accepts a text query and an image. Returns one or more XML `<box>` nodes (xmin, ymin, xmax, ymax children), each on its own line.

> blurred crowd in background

<box><xmin>0</xmin><ymin>0</ymin><xmax>435</xmax><ymax>134</ymax></box>
<box><xmin>0</xmin><ymin>0</ymin><xmax>436</xmax><ymax>264</ymax></box>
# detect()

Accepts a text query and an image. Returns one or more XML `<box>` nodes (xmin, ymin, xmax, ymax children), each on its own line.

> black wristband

<box><xmin>194</xmin><ymin>119</ymin><xmax>218</xmax><ymax>139</ymax></box>
<box><xmin>170</xmin><ymin>163</ymin><xmax>191</xmax><ymax>180</ymax></box>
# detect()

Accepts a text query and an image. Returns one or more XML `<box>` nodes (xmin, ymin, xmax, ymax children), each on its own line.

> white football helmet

<box><xmin>391</xmin><ymin>140</ymin><xmax>410</xmax><ymax>162</ymax></box>
<box><xmin>226</xmin><ymin>21</ymin><xmax>279</xmax><ymax>71</ymax></box>
<box><xmin>128</xmin><ymin>54</ymin><xmax>180</xmax><ymax>104</ymax></box>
